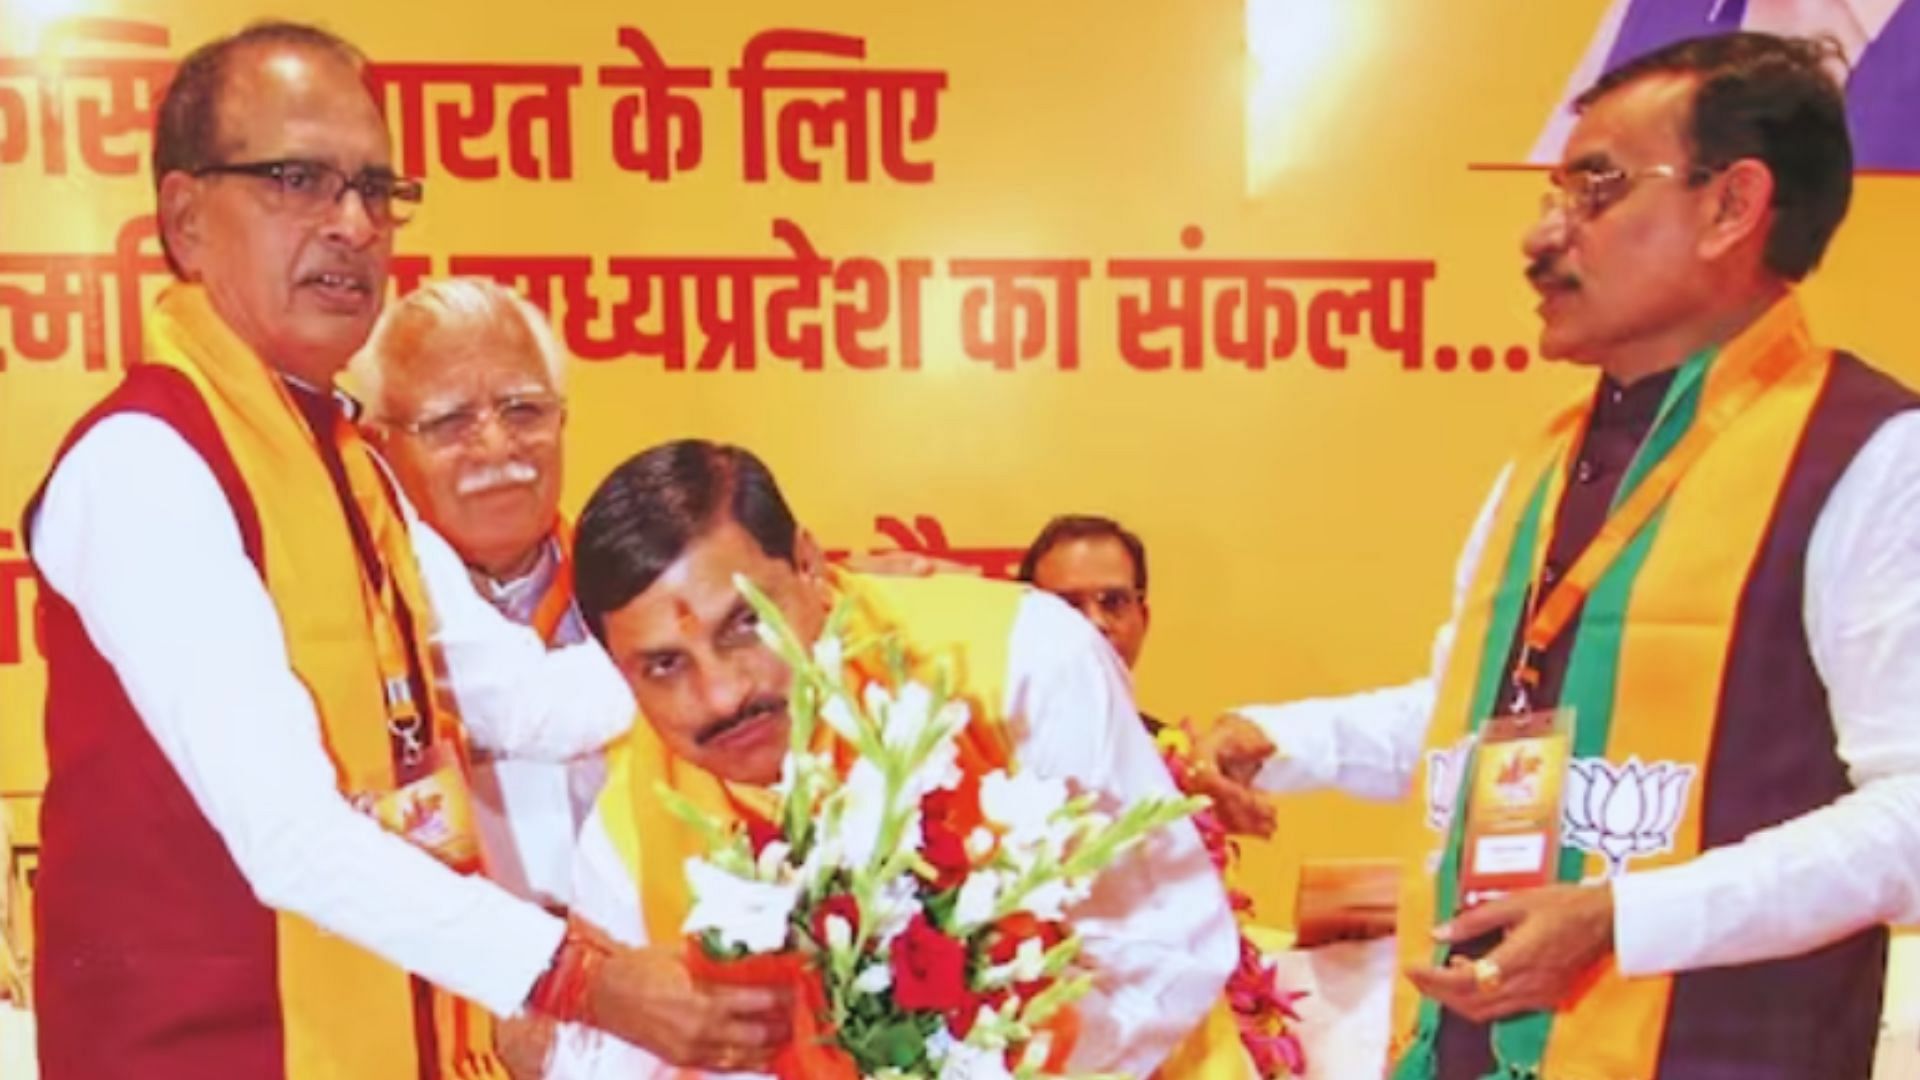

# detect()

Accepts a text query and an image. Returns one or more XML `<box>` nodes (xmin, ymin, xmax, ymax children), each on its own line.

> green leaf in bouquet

<box><xmin>921</xmin><ymin>880</ymin><xmax>961</xmax><ymax>925</ymax></box>
<box><xmin>1038</xmin><ymin>932</ymin><xmax>1080</xmax><ymax>979</ymax></box>
<box><xmin>1058</xmin><ymin>794</ymin><xmax>1206</xmax><ymax>880</ymax></box>
<box><xmin>991</xmin><ymin>853</ymin><xmax>1066</xmax><ymax>922</ymax></box>
<box><xmin>696</xmin><ymin>927</ymin><xmax>749</xmax><ymax>963</ymax></box>
<box><xmin>1051</xmin><ymin>791</ymin><xmax>1101</xmax><ymax>823</ymax></box>
<box><xmin>882</xmin><ymin>635</ymin><xmax>908</xmax><ymax>682</ymax></box>
<box><xmin>654</xmin><ymin>781</ymin><xmax>754</xmax><ymax>876</ymax></box>
<box><xmin>842</xmin><ymin>1013</ymin><xmax>937</xmax><ymax>1072</ymax></box>
<box><xmin>734</xmin><ymin>574</ymin><xmax>811</xmax><ymax>672</ymax></box>
<box><xmin>1018</xmin><ymin>970</ymin><xmax>1092</xmax><ymax>1028</ymax></box>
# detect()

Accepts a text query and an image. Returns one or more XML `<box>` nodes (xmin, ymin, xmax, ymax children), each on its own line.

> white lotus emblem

<box><xmin>1563</xmin><ymin>757</ymin><xmax>1695</xmax><ymax>877</ymax></box>
<box><xmin>1424</xmin><ymin>738</ymin><xmax>1473</xmax><ymax>833</ymax></box>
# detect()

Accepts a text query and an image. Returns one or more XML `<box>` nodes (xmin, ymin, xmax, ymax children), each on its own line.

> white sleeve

<box><xmin>546</xmin><ymin>808</ymin><xmax>749</xmax><ymax>1080</ymax></box>
<box><xmin>1006</xmin><ymin>591</ymin><xmax>1238</xmax><ymax>1079</ymax></box>
<box><xmin>28</xmin><ymin>415</ymin><xmax>564</xmax><ymax>1015</ymax></box>
<box><xmin>402</xmin><ymin>497</ymin><xmax>634</xmax><ymax>762</ymax></box>
<box><xmin>547</xmin><ymin>810</ymin><xmax>655</xmax><ymax>1079</ymax></box>
<box><xmin>1613</xmin><ymin>411</ymin><xmax>1920</xmax><ymax>975</ymax></box>
<box><xmin>1239</xmin><ymin>465</ymin><xmax>1512</xmax><ymax>799</ymax></box>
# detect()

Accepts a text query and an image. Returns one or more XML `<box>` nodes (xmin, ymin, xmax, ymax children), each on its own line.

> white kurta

<box><xmin>1238</xmin><ymin>410</ymin><xmax>1920</xmax><ymax>979</ymax></box>
<box><xmin>29</xmin><ymin>413</ymin><xmax>636</xmax><ymax>1014</ymax></box>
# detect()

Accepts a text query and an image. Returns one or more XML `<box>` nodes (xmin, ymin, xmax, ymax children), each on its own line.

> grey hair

<box><xmin>349</xmin><ymin>277</ymin><xmax>567</xmax><ymax>413</ymax></box>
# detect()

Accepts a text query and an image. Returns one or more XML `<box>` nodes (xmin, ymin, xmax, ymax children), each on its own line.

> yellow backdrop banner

<box><xmin>3</xmin><ymin>0</ymin><xmax>1917</xmax><ymax>933</ymax></box>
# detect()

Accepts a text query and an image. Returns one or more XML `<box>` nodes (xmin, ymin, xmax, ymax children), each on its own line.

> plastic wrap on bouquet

<box><xmin>686</xmin><ymin>947</ymin><xmax>859</xmax><ymax>1080</ymax></box>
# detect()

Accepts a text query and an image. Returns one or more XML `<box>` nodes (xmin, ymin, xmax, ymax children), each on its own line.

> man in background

<box><xmin>1019</xmin><ymin>514</ymin><xmax>1151</xmax><ymax>682</ymax></box>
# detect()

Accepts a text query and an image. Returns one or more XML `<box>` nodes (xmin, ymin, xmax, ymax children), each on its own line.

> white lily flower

<box><xmin>939</xmin><ymin>1040</ymin><xmax>1016</xmax><ymax>1079</ymax></box>
<box><xmin>839</xmin><ymin>758</ymin><xmax>920</xmax><ymax>872</ymax></box>
<box><xmin>862</xmin><ymin>681</ymin><xmax>894</xmax><ymax>724</ymax></box>
<box><xmin>1017</xmin><ymin>1033</ymin><xmax>1054</xmax><ymax>1073</ymax></box>
<box><xmin>1009</xmin><ymin>937</ymin><xmax>1048</xmax><ymax>983</ymax></box>
<box><xmin>798</xmin><ymin>827</ymin><xmax>844</xmax><ymax>886</ymax></box>
<box><xmin>953</xmin><ymin>868</ymin><xmax>1006</xmax><ymax>931</ymax></box>
<box><xmin>1016</xmin><ymin>876</ymin><xmax>1091</xmax><ymax>922</ymax></box>
<box><xmin>936</xmin><ymin>698</ymin><xmax>971</xmax><ymax>734</ymax></box>
<box><xmin>820</xmin><ymin>694</ymin><xmax>863</xmax><ymax>743</ymax></box>
<box><xmin>851</xmin><ymin>962</ymin><xmax>892</xmax><ymax>994</ymax></box>
<box><xmin>981</xmin><ymin>936</ymin><xmax>1051</xmax><ymax>989</ymax></box>
<box><xmin>824</xmin><ymin>913</ymin><xmax>855</xmax><ymax>953</ymax></box>
<box><xmin>881</xmin><ymin>681</ymin><xmax>935</xmax><ymax>750</ymax></box>
<box><xmin>901</xmin><ymin>735</ymin><xmax>963</xmax><ymax>806</ymax></box>
<box><xmin>927</xmin><ymin>1028</ymin><xmax>959</xmax><ymax>1065</ymax></box>
<box><xmin>965</xmin><ymin>826</ymin><xmax>997</xmax><ymax>859</ymax></box>
<box><xmin>811</xmin><ymin>633</ymin><xmax>845</xmax><ymax>673</ymax></box>
<box><xmin>980</xmin><ymin>770</ymin><xmax>1069</xmax><ymax>850</ymax></box>
<box><xmin>867</xmin><ymin>874</ymin><xmax>921</xmax><ymax>946</ymax></box>
<box><xmin>755</xmin><ymin>840</ymin><xmax>793</xmax><ymax>881</ymax></box>
<box><xmin>772</xmin><ymin>750</ymin><xmax>828</xmax><ymax>801</ymax></box>
<box><xmin>682</xmin><ymin>858</ymin><xmax>801</xmax><ymax>953</ymax></box>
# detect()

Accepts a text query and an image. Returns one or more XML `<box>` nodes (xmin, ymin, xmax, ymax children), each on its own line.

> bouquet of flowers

<box><xmin>663</xmin><ymin>580</ymin><xmax>1204</xmax><ymax>1079</ymax></box>
<box><xmin>1156</xmin><ymin>722</ymin><xmax>1307</xmax><ymax>1078</ymax></box>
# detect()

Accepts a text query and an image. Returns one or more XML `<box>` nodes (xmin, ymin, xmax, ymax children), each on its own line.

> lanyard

<box><xmin>1507</xmin><ymin>323</ymin><xmax>1816</xmax><ymax>712</ymax></box>
<box><xmin>291</xmin><ymin>383</ymin><xmax>437</xmax><ymax>772</ymax></box>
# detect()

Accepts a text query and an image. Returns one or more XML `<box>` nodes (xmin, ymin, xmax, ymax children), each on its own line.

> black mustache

<box><xmin>695</xmin><ymin>695</ymin><xmax>786</xmax><ymax>745</ymax></box>
<box><xmin>1526</xmin><ymin>256</ymin><xmax>1579</xmax><ymax>291</ymax></box>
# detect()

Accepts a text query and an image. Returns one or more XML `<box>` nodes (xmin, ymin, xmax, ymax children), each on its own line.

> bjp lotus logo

<box><xmin>1424</xmin><ymin>738</ymin><xmax>1473</xmax><ymax>833</ymax></box>
<box><xmin>1563</xmin><ymin>757</ymin><xmax>1695</xmax><ymax>877</ymax></box>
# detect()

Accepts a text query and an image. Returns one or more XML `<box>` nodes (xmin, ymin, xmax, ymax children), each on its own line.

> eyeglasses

<box><xmin>193</xmin><ymin>159</ymin><xmax>425</xmax><ymax>228</ymax></box>
<box><xmin>1540</xmin><ymin>162</ymin><xmax>1718</xmax><ymax>225</ymax></box>
<box><xmin>1049</xmin><ymin>586</ymin><xmax>1144</xmax><ymax>619</ymax></box>
<box><xmin>385</xmin><ymin>393</ymin><xmax>565</xmax><ymax>449</ymax></box>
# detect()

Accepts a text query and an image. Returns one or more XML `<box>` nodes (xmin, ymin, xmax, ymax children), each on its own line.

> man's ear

<box><xmin>793</xmin><ymin>529</ymin><xmax>833</xmax><ymax>615</ymax></box>
<box><xmin>795</xmin><ymin>529</ymin><xmax>826</xmax><ymax>581</ymax></box>
<box><xmin>1698</xmin><ymin>158</ymin><xmax>1775</xmax><ymax>264</ymax></box>
<box><xmin>158</xmin><ymin>171</ymin><xmax>205</xmax><ymax>279</ymax></box>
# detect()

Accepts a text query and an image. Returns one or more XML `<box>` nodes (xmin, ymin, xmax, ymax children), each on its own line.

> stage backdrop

<box><xmin>3</xmin><ymin>0</ymin><xmax>1918</xmax><ymax>942</ymax></box>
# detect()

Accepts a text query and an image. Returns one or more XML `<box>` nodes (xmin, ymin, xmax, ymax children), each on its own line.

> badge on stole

<box><xmin>1457</xmin><ymin>708</ymin><xmax>1573</xmax><ymax>907</ymax></box>
<box><xmin>356</xmin><ymin>742</ymin><xmax>483</xmax><ymax>874</ymax></box>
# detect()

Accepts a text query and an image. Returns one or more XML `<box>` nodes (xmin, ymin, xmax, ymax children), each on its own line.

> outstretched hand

<box><xmin>1188</xmin><ymin>713</ymin><xmax>1279</xmax><ymax>837</ymax></box>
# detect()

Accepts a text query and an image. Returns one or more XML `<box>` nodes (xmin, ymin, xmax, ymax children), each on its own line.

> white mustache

<box><xmin>455</xmin><ymin>460</ymin><xmax>539</xmax><ymax>496</ymax></box>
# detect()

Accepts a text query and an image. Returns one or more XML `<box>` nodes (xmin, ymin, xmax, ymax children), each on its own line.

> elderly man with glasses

<box><xmin>350</xmin><ymin>277</ymin><xmax>601</xmax><ymax>915</ymax></box>
<box><xmin>23</xmin><ymin>22</ymin><xmax>787</xmax><ymax>1079</ymax></box>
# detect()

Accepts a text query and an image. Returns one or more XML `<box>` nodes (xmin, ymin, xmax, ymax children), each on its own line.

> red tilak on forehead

<box><xmin>672</xmin><ymin>597</ymin><xmax>699</xmax><ymax>633</ymax></box>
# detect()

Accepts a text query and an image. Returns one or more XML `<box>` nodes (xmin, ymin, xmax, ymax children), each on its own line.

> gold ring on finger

<box><xmin>1472</xmin><ymin>957</ymin><xmax>1503</xmax><ymax>992</ymax></box>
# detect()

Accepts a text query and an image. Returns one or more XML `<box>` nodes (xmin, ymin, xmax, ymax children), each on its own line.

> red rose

<box><xmin>944</xmin><ymin>993</ymin><xmax>984</xmax><ymax>1038</ymax></box>
<box><xmin>889</xmin><ymin>914</ymin><xmax>971</xmax><ymax>1013</ymax></box>
<box><xmin>986</xmin><ymin>913</ymin><xmax>1067</xmax><ymax>965</ymax></box>
<box><xmin>920</xmin><ymin>818</ymin><xmax>970</xmax><ymax>891</ymax></box>
<box><xmin>1014</xmin><ymin>974</ymin><xmax>1053</xmax><ymax>1002</ymax></box>
<box><xmin>810</xmin><ymin>893</ymin><xmax>862</xmax><ymax>946</ymax></box>
<box><xmin>922</xmin><ymin>784</ymin><xmax>987</xmax><ymax>838</ymax></box>
<box><xmin>744</xmin><ymin>815</ymin><xmax>783</xmax><ymax>857</ymax></box>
